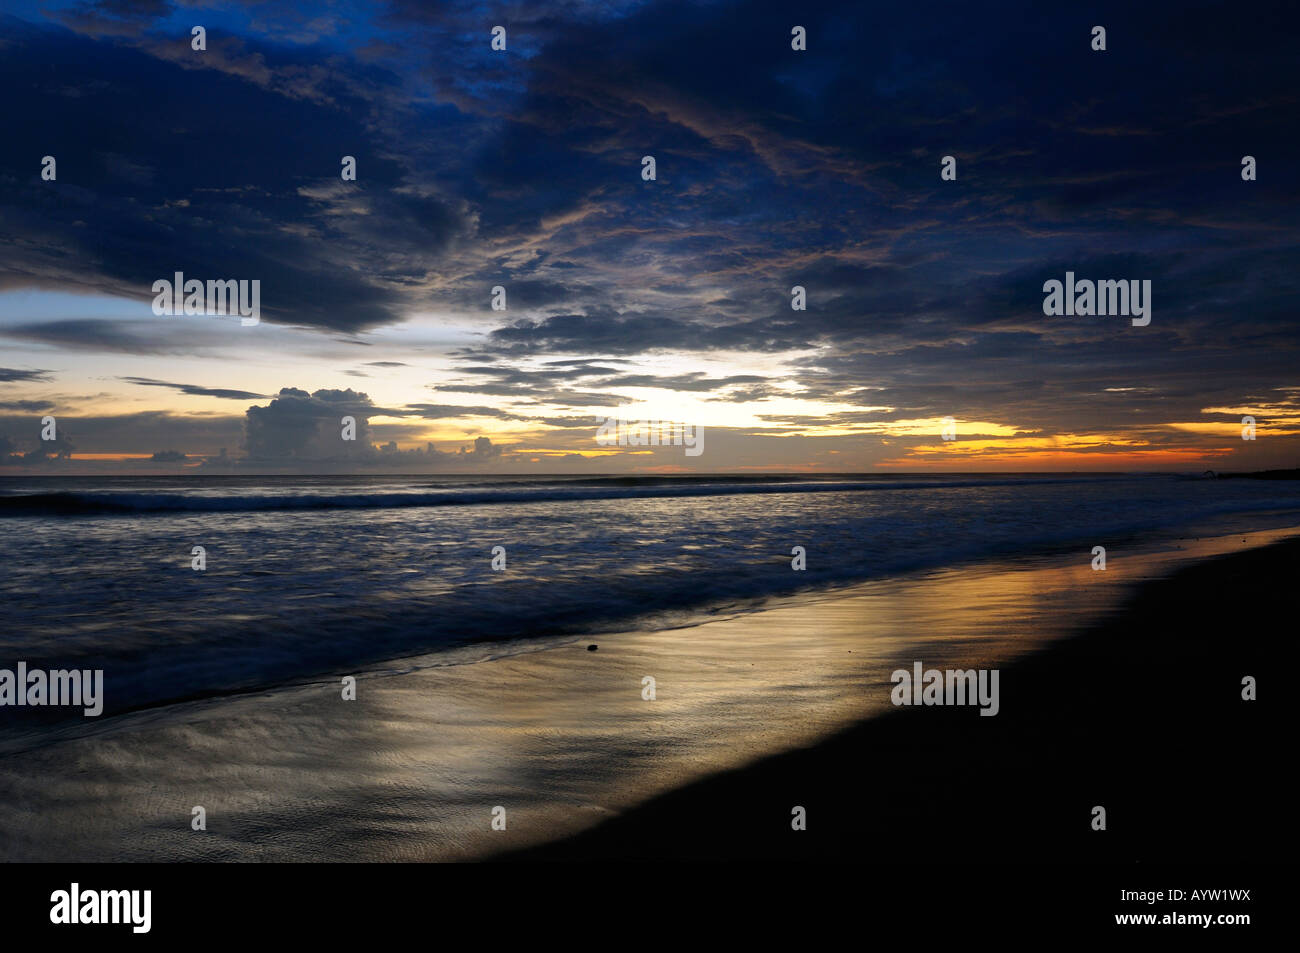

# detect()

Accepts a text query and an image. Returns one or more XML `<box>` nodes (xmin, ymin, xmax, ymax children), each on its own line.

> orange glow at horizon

<box><xmin>67</xmin><ymin>453</ymin><xmax>158</xmax><ymax>461</ymax></box>
<box><xmin>877</xmin><ymin>447</ymin><xmax>1234</xmax><ymax>469</ymax></box>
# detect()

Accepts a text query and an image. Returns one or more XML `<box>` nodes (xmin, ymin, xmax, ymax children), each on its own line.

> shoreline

<box><xmin>501</xmin><ymin>535</ymin><xmax>1297</xmax><ymax>862</ymax></box>
<box><xmin>0</xmin><ymin>525</ymin><xmax>1293</xmax><ymax>861</ymax></box>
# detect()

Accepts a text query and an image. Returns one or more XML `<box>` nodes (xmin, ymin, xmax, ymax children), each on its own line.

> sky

<box><xmin>1</xmin><ymin>0</ymin><xmax>1298</xmax><ymax>474</ymax></box>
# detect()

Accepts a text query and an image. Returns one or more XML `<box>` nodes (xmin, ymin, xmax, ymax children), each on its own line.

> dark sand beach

<box><xmin>502</xmin><ymin>537</ymin><xmax>1294</xmax><ymax>862</ymax></box>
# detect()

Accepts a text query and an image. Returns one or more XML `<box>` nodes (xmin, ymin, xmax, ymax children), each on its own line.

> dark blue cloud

<box><xmin>0</xmin><ymin>0</ymin><xmax>1296</xmax><ymax>460</ymax></box>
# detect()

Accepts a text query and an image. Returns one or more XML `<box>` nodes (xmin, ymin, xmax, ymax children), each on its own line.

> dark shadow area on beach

<box><xmin>500</xmin><ymin>538</ymin><xmax>1294</xmax><ymax>862</ymax></box>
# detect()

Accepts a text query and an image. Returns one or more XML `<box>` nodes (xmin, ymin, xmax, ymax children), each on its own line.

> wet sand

<box><xmin>504</xmin><ymin>535</ymin><xmax>1297</xmax><ymax>862</ymax></box>
<box><xmin>0</xmin><ymin>527</ymin><xmax>1293</xmax><ymax>861</ymax></box>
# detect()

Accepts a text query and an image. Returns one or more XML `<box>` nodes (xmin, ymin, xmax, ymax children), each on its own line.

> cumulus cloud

<box><xmin>238</xmin><ymin>387</ymin><xmax>506</xmax><ymax>468</ymax></box>
<box><xmin>243</xmin><ymin>387</ymin><xmax>379</xmax><ymax>461</ymax></box>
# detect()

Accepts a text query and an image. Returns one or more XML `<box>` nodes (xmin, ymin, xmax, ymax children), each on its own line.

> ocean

<box><xmin>2</xmin><ymin>472</ymin><xmax>1298</xmax><ymax>745</ymax></box>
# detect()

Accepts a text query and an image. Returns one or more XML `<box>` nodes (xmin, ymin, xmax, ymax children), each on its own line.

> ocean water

<box><xmin>2</xmin><ymin>472</ymin><xmax>1298</xmax><ymax>741</ymax></box>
